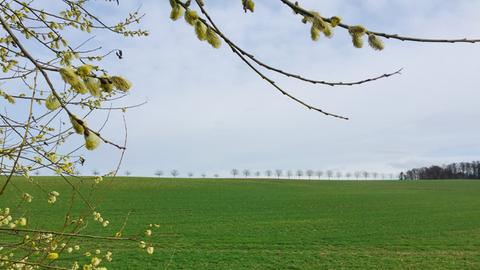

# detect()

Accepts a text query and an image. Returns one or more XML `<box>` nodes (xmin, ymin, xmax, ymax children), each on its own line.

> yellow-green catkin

<box><xmin>368</xmin><ymin>34</ymin><xmax>384</xmax><ymax>51</ymax></box>
<box><xmin>85</xmin><ymin>78</ymin><xmax>101</xmax><ymax>97</ymax></box>
<box><xmin>110</xmin><ymin>76</ymin><xmax>132</xmax><ymax>92</ymax></box>
<box><xmin>310</xmin><ymin>13</ymin><xmax>333</xmax><ymax>38</ymax></box>
<box><xmin>84</xmin><ymin>130</ymin><xmax>101</xmax><ymax>150</ymax></box>
<box><xmin>311</xmin><ymin>12</ymin><xmax>326</xmax><ymax>29</ymax></box>
<box><xmin>59</xmin><ymin>66</ymin><xmax>88</xmax><ymax>94</ymax></box>
<box><xmin>310</xmin><ymin>26</ymin><xmax>320</xmax><ymax>41</ymax></box>
<box><xmin>195</xmin><ymin>21</ymin><xmax>207</xmax><ymax>41</ymax></box>
<box><xmin>45</xmin><ymin>94</ymin><xmax>61</xmax><ymax>110</ymax></box>
<box><xmin>206</xmin><ymin>27</ymin><xmax>221</xmax><ymax>48</ymax></box>
<box><xmin>76</xmin><ymin>65</ymin><xmax>93</xmax><ymax>78</ymax></box>
<box><xmin>330</xmin><ymin>16</ymin><xmax>341</xmax><ymax>27</ymax></box>
<box><xmin>72</xmin><ymin>80</ymin><xmax>88</xmax><ymax>94</ymax></box>
<box><xmin>59</xmin><ymin>67</ymin><xmax>79</xmax><ymax>86</ymax></box>
<box><xmin>5</xmin><ymin>95</ymin><xmax>15</xmax><ymax>104</ymax></box>
<box><xmin>170</xmin><ymin>5</ymin><xmax>184</xmax><ymax>21</ymax></box>
<box><xmin>184</xmin><ymin>10</ymin><xmax>198</xmax><ymax>25</ymax></box>
<box><xmin>245</xmin><ymin>0</ymin><xmax>255</xmax><ymax>12</ymax></box>
<box><xmin>312</xmin><ymin>19</ymin><xmax>325</xmax><ymax>33</ymax></box>
<box><xmin>349</xmin><ymin>25</ymin><xmax>367</xmax><ymax>49</ymax></box>
<box><xmin>352</xmin><ymin>35</ymin><xmax>364</xmax><ymax>48</ymax></box>
<box><xmin>69</xmin><ymin>114</ymin><xmax>85</xmax><ymax>135</ymax></box>
<box><xmin>322</xmin><ymin>24</ymin><xmax>333</xmax><ymax>38</ymax></box>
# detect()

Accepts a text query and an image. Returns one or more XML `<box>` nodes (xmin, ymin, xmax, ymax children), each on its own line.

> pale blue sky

<box><xmin>43</xmin><ymin>0</ymin><xmax>480</xmax><ymax>177</ymax></box>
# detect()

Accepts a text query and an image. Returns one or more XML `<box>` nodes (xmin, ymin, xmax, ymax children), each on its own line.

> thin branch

<box><xmin>189</xmin><ymin>0</ymin><xmax>349</xmax><ymax>120</ymax></box>
<box><xmin>176</xmin><ymin>1</ymin><xmax>402</xmax><ymax>88</ymax></box>
<box><xmin>0</xmin><ymin>71</ymin><xmax>36</xmax><ymax>195</ymax></box>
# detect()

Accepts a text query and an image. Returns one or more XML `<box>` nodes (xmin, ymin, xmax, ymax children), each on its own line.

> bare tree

<box><xmin>214</xmin><ymin>174</ymin><xmax>219</xmax><ymax>178</ymax></box>
<box><xmin>125</xmin><ymin>170</ymin><xmax>132</xmax><ymax>177</ymax></box>
<box><xmin>93</xmin><ymin>169</ymin><xmax>100</xmax><ymax>176</ymax></box>
<box><xmin>171</xmin><ymin>169</ymin><xmax>179</xmax><ymax>178</ymax></box>
<box><xmin>231</xmin><ymin>168</ymin><xmax>239</xmax><ymax>178</ymax></box>
<box><xmin>265</xmin><ymin>170</ymin><xmax>273</xmax><ymax>178</ymax></box>
<box><xmin>345</xmin><ymin>172</ymin><xmax>352</xmax><ymax>179</ymax></box>
<box><xmin>336</xmin><ymin>171</ymin><xmax>343</xmax><ymax>179</ymax></box>
<box><xmin>242</xmin><ymin>169</ymin><xmax>251</xmax><ymax>178</ymax></box>
<box><xmin>296</xmin><ymin>169</ymin><xmax>304</xmax><ymax>179</ymax></box>
<box><xmin>34</xmin><ymin>170</ymin><xmax>40</xmax><ymax>176</ymax></box>
<box><xmin>362</xmin><ymin>171</ymin><xmax>369</xmax><ymax>180</ymax></box>
<box><xmin>275</xmin><ymin>169</ymin><xmax>283</xmax><ymax>179</ymax></box>
<box><xmin>201</xmin><ymin>173</ymin><xmax>207</xmax><ymax>178</ymax></box>
<box><xmin>255</xmin><ymin>171</ymin><xmax>261</xmax><ymax>177</ymax></box>
<box><xmin>372</xmin><ymin>172</ymin><xmax>379</xmax><ymax>179</ymax></box>
<box><xmin>155</xmin><ymin>170</ymin><xmax>164</xmax><ymax>177</ymax></box>
<box><xmin>287</xmin><ymin>170</ymin><xmax>293</xmax><ymax>179</ymax></box>
<box><xmin>188</xmin><ymin>172</ymin><xmax>194</xmax><ymax>178</ymax></box>
<box><xmin>354</xmin><ymin>171</ymin><xmax>361</xmax><ymax>180</ymax></box>
<box><xmin>326</xmin><ymin>170</ymin><xmax>333</xmax><ymax>180</ymax></box>
<box><xmin>315</xmin><ymin>170</ymin><xmax>324</xmax><ymax>180</ymax></box>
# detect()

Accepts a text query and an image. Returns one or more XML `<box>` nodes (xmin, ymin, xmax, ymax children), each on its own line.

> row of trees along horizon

<box><xmin>146</xmin><ymin>169</ymin><xmax>399</xmax><ymax>180</ymax></box>
<box><xmin>400</xmin><ymin>161</ymin><xmax>480</xmax><ymax>180</ymax></box>
<box><xmin>32</xmin><ymin>162</ymin><xmax>480</xmax><ymax>180</ymax></box>
<box><xmin>28</xmin><ymin>169</ymin><xmax>398</xmax><ymax>179</ymax></box>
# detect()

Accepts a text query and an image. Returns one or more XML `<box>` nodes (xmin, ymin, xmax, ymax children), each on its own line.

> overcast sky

<box><xmin>77</xmin><ymin>0</ymin><xmax>480</xmax><ymax>177</ymax></box>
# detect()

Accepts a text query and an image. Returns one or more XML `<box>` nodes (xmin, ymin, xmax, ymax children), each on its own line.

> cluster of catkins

<box><xmin>303</xmin><ymin>11</ymin><xmax>384</xmax><ymax>51</ymax></box>
<box><xmin>348</xmin><ymin>25</ymin><xmax>384</xmax><ymax>50</ymax></box>
<box><xmin>304</xmin><ymin>12</ymin><xmax>340</xmax><ymax>41</ymax></box>
<box><xmin>169</xmin><ymin>0</ymin><xmax>222</xmax><ymax>49</ymax></box>
<box><xmin>45</xmin><ymin>65</ymin><xmax>132</xmax><ymax>151</ymax></box>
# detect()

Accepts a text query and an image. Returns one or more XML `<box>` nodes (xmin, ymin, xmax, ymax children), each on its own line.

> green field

<box><xmin>2</xmin><ymin>177</ymin><xmax>480</xmax><ymax>269</ymax></box>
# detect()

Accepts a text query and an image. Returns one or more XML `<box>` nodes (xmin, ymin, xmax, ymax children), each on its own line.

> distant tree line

<box><xmin>149</xmin><ymin>169</ymin><xmax>398</xmax><ymax>180</ymax></box>
<box><xmin>400</xmin><ymin>161</ymin><xmax>480</xmax><ymax>180</ymax></box>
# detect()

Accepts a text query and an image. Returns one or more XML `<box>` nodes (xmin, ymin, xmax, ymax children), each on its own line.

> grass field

<box><xmin>2</xmin><ymin>177</ymin><xmax>480</xmax><ymax>269</ymax></box>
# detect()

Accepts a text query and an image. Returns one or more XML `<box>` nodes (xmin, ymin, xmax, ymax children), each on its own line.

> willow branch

<box><xmin>190</xmin><ymin>0</ymin><xmax>349</xmax><ymax>120</ymax></box>
<box><xmin>0</xmin><ymin>71</ymin><xmax>36</xmax><ymax>195</ymax></box>
<box><xmin>280</xmin><ymin>0</ymin><xmax>480</xmax><ymax>44</ymax></box>
<box><xmin>0</xmin><ymin>15</ymin><xmax>126</xmax><ymax>150</ymax></box>
<box><xmin>177</xmin><ymin>1</ymin><xmax>402</xmax><ymax>88</ymax></box>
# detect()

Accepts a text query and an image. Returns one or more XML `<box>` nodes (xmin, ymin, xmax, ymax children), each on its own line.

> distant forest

<box><xmin>400</xmin><ymin>161</ymin><xmax>480</xmax><ymax>180</ymax></box>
